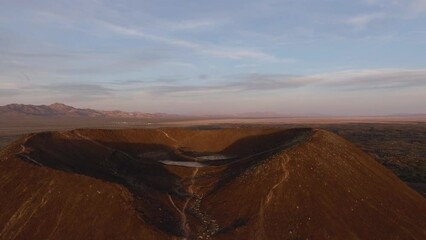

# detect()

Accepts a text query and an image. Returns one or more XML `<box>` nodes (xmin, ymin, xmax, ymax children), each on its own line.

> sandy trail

<box><xmin>168</xmin><ymin>167</ymin><xmax>199</xmax><ymax>239</ymax></box>
<box><xmin>184</xmin><ymin>168</ymin><xmax>199</xmax><ymax>239</ymax></box>
<box><xmin>16</xmin><ymin>135</ymin><xmax>43</xmax><ymax>166</ymax></box>
<box><xmin>73</xmin><ymin>131</ymin><xmax>137</xmax><ymax>161</ymax></box>
<box><xmin>256</xmin><ymin>153</ymin><xmax>291</xmax><ymax>239</ymax></box>
<box><xmin>265</xmin><ymin>153</ymin><xmax>290</xmax><ymax>204</ymax></box>
<box><xmin>158</xmin><ymin>129</ymin><xmax>178</xmax><ymax>143</ymax></box>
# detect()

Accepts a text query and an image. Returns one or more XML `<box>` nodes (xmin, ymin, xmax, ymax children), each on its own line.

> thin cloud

<box><xmin>144</xmin><ymin>74</ymin><xmax>319</xmax><ymax>95</ymax></box>
<box><xmin>4</xmin><ymin>69</ymin><xmax>425</xmax><ymax>99</ymax></box>
<box><xmin>111</xmin><ymin>77</ymin><xmax>179</xmax><ymax>85</ymax></box>
<box><xmin>232</xmin><ymin>74</ymin><xmax>319</xmax><ymax>90</ymax></box>
<box><xmin>99</xmin><ymin>21</ymin><xmax>279</xmax><ymax>61</ymax></box>
<box><xmin>364</xmin><ymin>0</ymin><xmax>426</xmax><ymax>14</ymax></box>
<box><xmin>344</xmin><ymin>13</ymin><xmax>385</xmax><ymax>28</ymax></box>
<box><xmin>318</xmin><ymin>69</ymin><xmax>426</xmax><ymax>90</ymax></box>
<box><xmin>411</xmin><ymin>0</ymin><xmax>426</xmax><ymax>13</ymax></box>
<box><xmin>0</xmin><ymin>48</ymin><xmax>171</xmax><ymax>76</ymax></box>
<box><xmin>41</xmin><ymin>83</ymin><xmax>115</xmax><ymax>101</ymax></box>
<box><xmin>0</xmin><ymin>89</ymin><xmax>20</xmax><ymax>98</ymax></box>
<box><xmin>149</xmin><ymin>85</ymin><xmax>230</xmax><ymax>95</ymax></box>
<box><xmin>142</xmin><ymin>69</ymin><xmax>426</xmax><ymax>95</ymax></box>
<box><xmin>162</xmin><ymin>19</ymin><xmax>219</xmax><ymax>31</ymax></box>
<box><xmin>0</xmin><ymin>82</ymin><xmax>117</xmax><ymax>103</ymax></box>
<box><xmin>202</xmin><ymin>48</ymin><xmax>279</xmax><ymax>61</ymax></box>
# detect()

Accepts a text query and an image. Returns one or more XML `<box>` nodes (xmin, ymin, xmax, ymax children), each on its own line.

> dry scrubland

<box><xmin>322</xmin><ymin>123</ymin><xmax>426</xmax><ymax>195</ymax></box>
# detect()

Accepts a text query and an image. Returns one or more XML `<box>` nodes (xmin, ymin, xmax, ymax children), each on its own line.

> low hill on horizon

<box><xmin>0</xmin><ymin>103</ymin><xmax>175</xmax><ymax>119</ymax></box>
<box><xmin>0</xmin><ymin>103</ymin><xmax>297</xmax><ymax>119</ymax></box>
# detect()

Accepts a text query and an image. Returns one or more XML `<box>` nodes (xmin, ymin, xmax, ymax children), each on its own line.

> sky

<box><xmin>1</xmin><ymin>0</ymin><xmax>426</xmax><ymax>115</ymax></box>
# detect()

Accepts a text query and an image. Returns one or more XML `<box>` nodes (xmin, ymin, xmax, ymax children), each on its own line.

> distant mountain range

<box><xmin>0</xmin><ymin>103</ymin><xmax>176</xmax><ymax>118</ymax></box>
<box><xmin>0</xmin><ymin>103</ymin><xmax>293</xmax><ymax>119</ymax></box>
<box><xmin>1</xmin><ymin>103</ymin><xmax>425</xmax><ymax>119</ymax></box>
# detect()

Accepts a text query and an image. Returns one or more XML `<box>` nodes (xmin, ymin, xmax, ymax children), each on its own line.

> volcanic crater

<box><xmin>0</xmin><ymin>128</ymin><xmax>425</xmax><ymax>240</ymax></box>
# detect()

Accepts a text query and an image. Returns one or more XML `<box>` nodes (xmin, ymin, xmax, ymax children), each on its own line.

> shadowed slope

<box><xmin>0</xmin><ymin>128</ymin><xmax>425</xmax><ymax>240</ymax></box>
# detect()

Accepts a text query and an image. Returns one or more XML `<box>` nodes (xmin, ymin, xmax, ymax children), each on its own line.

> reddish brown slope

<box><xmin>0</xmin><ymin>143</ymin><xmax>169</xmax><ymax>240</ymax></box>
<box><xmin>204</xmin><ymin>130</ymin><xmax>426</xmax><ymax>239</ymax></box>
<box><xmin>0</xmin><ymin>128</ymin><xmax>424</xmax><ymax>240</ymax></box>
